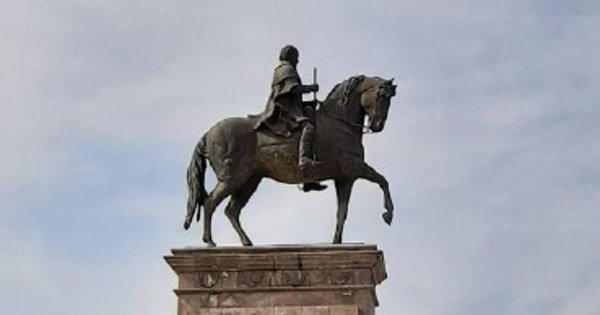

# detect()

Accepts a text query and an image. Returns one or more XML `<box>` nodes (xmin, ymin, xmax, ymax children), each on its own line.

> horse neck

<box><xmin>320</xmin><ymin>83</ymin><xmax>368</xmax><ymax>139</ymax></box>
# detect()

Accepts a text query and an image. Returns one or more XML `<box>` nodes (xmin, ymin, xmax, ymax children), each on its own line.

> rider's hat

<box><xmin>279</xmin><ymin>45</ymin><xmax>299</xmax><ymax>62</ymax></box>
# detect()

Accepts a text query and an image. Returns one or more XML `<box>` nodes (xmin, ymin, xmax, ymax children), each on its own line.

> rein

<box><xmin>322</xmin><ymin>109</ymin><xmax>372</xmax><ymax>134</ymax></box>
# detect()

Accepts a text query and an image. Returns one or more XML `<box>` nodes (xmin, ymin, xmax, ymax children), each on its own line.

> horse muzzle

<box><xmin>369</xmin><ymin>119</ymin><xmax>385</xmax><ymax>132</ymax></box>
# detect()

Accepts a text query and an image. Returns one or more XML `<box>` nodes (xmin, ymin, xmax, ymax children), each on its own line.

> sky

<box><xmin>1</xmin><ymin>1</ymin><xmax>599</xmax><ymax>314</ymax></box>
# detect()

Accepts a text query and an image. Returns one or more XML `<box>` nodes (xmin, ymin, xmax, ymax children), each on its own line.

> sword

<box><xmin>313</xmin><ymin>67</ymin><xmax>317</xmax><ymax>107</ymax></box>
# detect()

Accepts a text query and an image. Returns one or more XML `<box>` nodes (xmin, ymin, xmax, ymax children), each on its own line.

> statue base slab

<box><xmin>165</xmin><ymin>244</ymin><xmax>387</xmax><ymax>315</ymax></box>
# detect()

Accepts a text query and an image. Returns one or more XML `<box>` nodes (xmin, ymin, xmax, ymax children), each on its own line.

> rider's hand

<box><xmin>310</xmin><ymin>84</ymin><xmax>319</xmax><ymax>92</ymax></box>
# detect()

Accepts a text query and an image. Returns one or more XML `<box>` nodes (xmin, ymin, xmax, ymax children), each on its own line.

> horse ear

<box><xmin>386</xmin><ymin>78</ymin><xmax>395</xmax><ymax>91</ymax></box>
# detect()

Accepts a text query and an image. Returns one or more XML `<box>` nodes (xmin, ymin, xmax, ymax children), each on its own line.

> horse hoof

<box><xmin>385</xmin><ymin>200</ymin><xmax>394</xmax><ymax>212</ymax></box>
<box><xmin>183</xmin><ymin>219</ymin><xmax>191</xmax><ymax>230</ymax></box>
<box><xmin>382</xmin><ymin>212</ymin><xmax>393</xmax><ymax>225</ymax></box>
<box><xmin>203</xmin><ymin>238</ymin><xmax>216</xmax><ymax>247</ymax></box>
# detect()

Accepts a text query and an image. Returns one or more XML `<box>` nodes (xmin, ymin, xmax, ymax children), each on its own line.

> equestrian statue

<box><xmin>184</xmin><ymin>45</ymin><xmax>398</xmax><ymax>246</ymax></box>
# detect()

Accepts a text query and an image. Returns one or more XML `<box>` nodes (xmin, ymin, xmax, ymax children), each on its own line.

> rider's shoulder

<box><xmin>273</xmin><ymin>63</ymin><xmax>298</xmax><ymax>83</ymax></box>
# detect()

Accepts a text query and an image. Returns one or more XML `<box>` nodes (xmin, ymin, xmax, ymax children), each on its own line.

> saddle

<box><xmin>247</xmin><ymin>114</ymin><xmax>301</xmax><ymax>141</ymax></box>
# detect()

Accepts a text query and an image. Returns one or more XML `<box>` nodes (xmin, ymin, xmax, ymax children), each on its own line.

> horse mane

<box><xmin>323</xmin><ymin>75</ymin><xmax>366</xmax><ymax>109</ymax></box>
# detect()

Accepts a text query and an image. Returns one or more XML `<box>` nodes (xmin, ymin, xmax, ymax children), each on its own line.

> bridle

<box><xmin>322</xmin><ymin>109</ymin><xmax>373</xmax><ymax>134</ymax></box>
<box><xmin>322</xmin><ymin>84</ymin><xmax>391</xmax><ymax>135</ymax></box>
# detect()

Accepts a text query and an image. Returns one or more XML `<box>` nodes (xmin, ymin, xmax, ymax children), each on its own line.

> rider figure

<box><xmin>255</xmin><ymin>45</ymin><xmax>327</xmax><ymax>192</ymax></box>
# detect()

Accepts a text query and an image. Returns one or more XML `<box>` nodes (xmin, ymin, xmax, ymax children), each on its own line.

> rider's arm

<box><xmin>292</xmin><ymin>83</ymin><xmax>319</xmax><ymax>94</ymax></box>
<box><xmin>283</xmin><ymin>76</ymin><xmax>318</xmax><ymax>95</ymax></box>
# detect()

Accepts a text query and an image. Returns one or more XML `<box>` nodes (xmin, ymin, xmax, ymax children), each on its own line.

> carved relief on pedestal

<box><xmin>195</xmin><ymin>271</ymin><xmax>221</xmax><ymax>288</ymax></box>
<box><xmin>308</xmin><ymin>269</ymin><xmax>330</xmax><ymax>286</ymax></box>
<box><xmin>281</xmin><ymin>270</ymin><xmax>306</xmax><ymax>286</ymax></box>
<box><xmin>231</xmin><ymin>269</ymin><xmax>360</xmax><ymax>288</ymax></box>
<box><xmin>331</xmin><ymin>269</ymin><xmax>355</xmax><ymax>285</ymax></box>
<box><xmin>268</xmin><ymin>270</ymin><xmax>306</xmax><ymax>287</ymax></box>
<box><xmin>238</xmin><ymin>270</ymin><xmax>268</xmax><ymax>288</ymax></box>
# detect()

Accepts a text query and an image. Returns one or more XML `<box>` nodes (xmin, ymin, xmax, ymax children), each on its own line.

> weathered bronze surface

<box><xmin>184</xmin><ymin>46</ymin><xmax>397</xmax><ymax>246</ymax></box>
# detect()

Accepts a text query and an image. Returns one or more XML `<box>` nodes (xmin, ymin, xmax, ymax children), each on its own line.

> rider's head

<box><xmin>279</xmin><ymin>45</ymin><xmax>299</xmax><ymax>65</ymax></box>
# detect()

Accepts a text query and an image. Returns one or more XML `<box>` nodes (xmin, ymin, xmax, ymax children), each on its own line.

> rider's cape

<box><xmin>254</xmin><ymin>61</ymin><xmax>308</xmax><ymax>137</ymax></box>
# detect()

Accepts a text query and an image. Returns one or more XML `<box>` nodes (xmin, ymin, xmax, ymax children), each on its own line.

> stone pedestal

<box><xmin>165</xmin><ymin>244</ymin><xmax>387</xmax><ymax>315</ymax></box>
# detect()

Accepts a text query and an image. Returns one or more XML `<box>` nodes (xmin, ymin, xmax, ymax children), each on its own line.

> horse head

<box><xmin>360</xmin><ymin>78</ymin><xmax>397</xmax><ymax>132</ymax></box>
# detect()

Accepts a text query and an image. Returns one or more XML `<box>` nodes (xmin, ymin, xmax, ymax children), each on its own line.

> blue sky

<box><xmin>1</xmin><ymin>1</ymin><xmax>599</xmax><ymax>314</ymax></box>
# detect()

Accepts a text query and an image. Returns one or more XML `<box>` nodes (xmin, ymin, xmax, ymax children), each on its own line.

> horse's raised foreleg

<box><xmin>202</xmin><ymin>181</ymin><xmax>234</xmax><ymax>247</ymax></box>
<box><xmin>333</xmin><ymin>179</ymin><xmax>355</xmax><ymax>244</ymax></box>
<box><xmin>224</xmin><ymin>177</ymin><xmax>262</xmax><ymax>246</ymax></box>
<box><xmin>355</xmin><ymin>162</ymin><xmax>394</xmax><ymax>225</ymax></box>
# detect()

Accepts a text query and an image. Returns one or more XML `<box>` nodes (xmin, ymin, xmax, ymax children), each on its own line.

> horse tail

<box><xmin>184</xmin><ymin>135</ymin><xmax>208</xmax><ymax>230</ymax></box>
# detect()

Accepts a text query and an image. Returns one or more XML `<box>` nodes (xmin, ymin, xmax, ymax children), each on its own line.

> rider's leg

<box><xmin>299</xmin><ymin>105</ymin><xmax>327</xmax><ymax>191</ymax></box>
<box><xmin>299</xmin><ymin>121</ymin><xmax>320</xmax><ymax>167</ymax></box>
<box><xmin>299</xmin><ymin>119</ymin><xmax>327</xmax><ymax>192</ymax></box>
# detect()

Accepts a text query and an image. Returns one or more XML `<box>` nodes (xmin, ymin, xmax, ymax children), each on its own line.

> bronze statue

<box><xmin>255</xmin><ymin>45</ymin><xmax>327</xmax><ymax>192</ymax></box>
<box><xmin>184</xmin><ymin>46</ymin><xmax>398</xmax><ymax>247</ymax></box>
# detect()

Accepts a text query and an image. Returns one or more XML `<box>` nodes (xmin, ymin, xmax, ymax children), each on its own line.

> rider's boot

<box><xmin>303</xmin><ymin>182</ymin><xmax>327</xmax><ymax>192</ymax></box>
<box><xmin>299</xmin><ymin>123</ymin><xmax>327</xmax><ymax>192</ymax></box>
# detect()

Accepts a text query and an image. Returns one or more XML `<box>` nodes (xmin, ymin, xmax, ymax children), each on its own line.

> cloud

<box><xmin>1</xmin><ymin>1</ymin><xmax>599</xmax><ymax>315</ymax></box>
<box><xmin>0</xmin><ymin>225</ymin><xmax>176</xmax><ymax>315</ymax></box>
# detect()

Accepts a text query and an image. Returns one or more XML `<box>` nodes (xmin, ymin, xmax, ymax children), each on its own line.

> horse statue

<box><xmin>184</xmin><ymin>75</ymin><xmax>397</xmax><ymax>246</ymax></box>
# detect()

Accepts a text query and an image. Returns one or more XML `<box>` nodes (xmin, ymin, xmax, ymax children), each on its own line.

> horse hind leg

<box><xmin>202</xmin><ymin>180</ymin><xmax>235</xmax><ymax>247</ymax></box>
<box><xmin>224</xmin><ymin>176</ymin><xmax>262</xmax><ymax>246</ymax></box>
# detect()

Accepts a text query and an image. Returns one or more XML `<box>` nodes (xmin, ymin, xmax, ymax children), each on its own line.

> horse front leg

<box><xmin>333</xmin><ymin>179</ymin><xmax>355</xmax><ymax>244</ymax></box>
<box><xmin>355</xmin><ymin>162</ymin><xmax>394</xmax><ymax>225</ymax></box>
